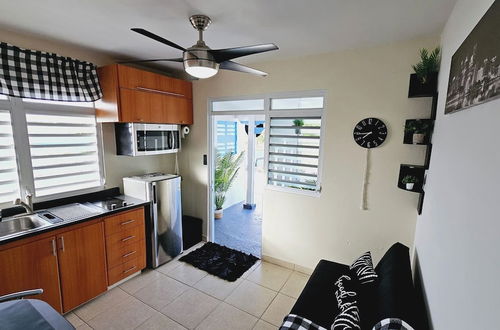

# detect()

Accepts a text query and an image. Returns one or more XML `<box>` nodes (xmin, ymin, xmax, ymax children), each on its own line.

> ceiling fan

<box><xmin>127</xmin><ymin>15</ymin><xmax>279</xmax><ymax>79</ymax></box>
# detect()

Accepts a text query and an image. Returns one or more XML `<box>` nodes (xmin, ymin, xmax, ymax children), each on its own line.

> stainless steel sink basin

<box><xmin>0</xmin><ymin>214</ymin><xmax>52</xmax><ymax>239</ymax></box>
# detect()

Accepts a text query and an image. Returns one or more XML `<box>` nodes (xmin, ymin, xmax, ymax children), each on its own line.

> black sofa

<box><xmin>289</xmin><ymin>243</ymin><xmax>424</xmax><ymax>329</ymax></box>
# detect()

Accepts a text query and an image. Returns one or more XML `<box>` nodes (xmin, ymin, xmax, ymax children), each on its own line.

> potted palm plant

<box><xmin>214</xmin><ymin>151</ymin><xmax>244</xmax><ymax>219</ymax></box>
<box><xmin>402</xmin><ymin>175</ymin><xmax>418</xmax><ymax>190</ymax></box>
<box><xmin>409</xmin><ymin>47</ymin><xmax>441</xmax><ymax>97</ymax></box>
<box><xmin>293</xmin><ymin>119</ymin><xmax>304</xmax><ymax>135</ymax></box>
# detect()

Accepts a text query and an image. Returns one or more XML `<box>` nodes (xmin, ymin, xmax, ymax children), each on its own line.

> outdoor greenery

<box><xmin>412</xmin><ymin>47</ymin><xmax>441</xmax><ymax>83</ymax></box>
<box><xmin>214</xmin><ymin>151</ymin><xmax>245</xmax><ymax>210</ymax></box>
<box><xmin>405</xmin><ymin>120</ymin><xmax>433</xmax><ymax>134</ymax></box>
<box><xmin>402</xmin><ymin>175</ymin><xmax>418</xmax><ymax>184</ymax></box>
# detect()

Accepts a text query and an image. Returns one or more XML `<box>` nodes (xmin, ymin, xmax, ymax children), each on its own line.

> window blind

<box><xmin>268</xmin><ymin>117</ymin><xmax>321</xmax><ymax>191</ymax></box>
<box><xmin>0</xmin><ymin>110</ymin><xmax>20</xmax><ymax>203</ymax></box>
<box><xmin>26</xmin><ymin>112</ymin><xmax>102</xmax><ymax>197</ymax></box>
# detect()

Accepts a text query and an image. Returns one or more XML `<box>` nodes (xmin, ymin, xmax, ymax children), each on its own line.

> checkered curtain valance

<box><xmin>0</xmin><ymin>42</ymin><xmax>102</xmax><ymax>102</ymax></box>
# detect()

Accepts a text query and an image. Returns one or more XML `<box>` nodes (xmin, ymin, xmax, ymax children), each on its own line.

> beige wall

<box><xmin>180</xmin><ymin>35</ymin><xmax>439</xmax><ymax>268</ymax></box>
<box><xmin>0</xmin><ymin>29</ymin><xmax>176</xmax><ymax>191</ymax></box>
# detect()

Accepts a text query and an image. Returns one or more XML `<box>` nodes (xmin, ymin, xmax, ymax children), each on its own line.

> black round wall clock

<box><xmin>353</xmin><ymin>117</ymin><xmax>387</xmax><ymax>148</ymax></box>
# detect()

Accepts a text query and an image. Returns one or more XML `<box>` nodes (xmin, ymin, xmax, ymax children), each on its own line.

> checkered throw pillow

<box><xmin>372</xmin><ymin>318</ymin><xmax>415</xmax><ymax>330</ymax></box>
<box><xmin>280</xmin><ymin>314</ymin><xmax>328</xmax><ymax>330</ymax></box>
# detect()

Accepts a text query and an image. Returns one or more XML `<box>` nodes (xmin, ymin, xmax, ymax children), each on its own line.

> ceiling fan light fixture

<box><xmin>184</xmin><ymin>58</ymin><xmax>219</xmax><ymax>79</ymax></box>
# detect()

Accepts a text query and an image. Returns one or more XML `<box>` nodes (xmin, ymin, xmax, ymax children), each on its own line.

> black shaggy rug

<box><xmin>179</xmin><ymin>242</ymin><xmax>259</xmax><ymax>282</ymax></box>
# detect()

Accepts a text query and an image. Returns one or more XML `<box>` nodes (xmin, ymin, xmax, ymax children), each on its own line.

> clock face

<box><xmin>353</xmin><ymin>117</ymin><xmax>387</xmax><ymax>148</ymax></box>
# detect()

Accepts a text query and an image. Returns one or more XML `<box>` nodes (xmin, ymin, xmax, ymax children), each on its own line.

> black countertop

<box><xmin>0</xmin><ymin>188</ymin><xmax>150</xmax><ymax>245</ymax></box>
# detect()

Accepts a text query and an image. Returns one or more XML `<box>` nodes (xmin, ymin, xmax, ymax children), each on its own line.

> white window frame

<box><xmin>207</xmin><ymin>90</ymin><xmax>326</xmax><ymax>198</ymax></box>
<box><xmin>0</xmin><ymin>96</ymin><xmax>106</xmax><ymax>209</ymax></box>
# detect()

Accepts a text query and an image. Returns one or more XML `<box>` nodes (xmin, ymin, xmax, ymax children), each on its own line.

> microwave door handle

<box><xmin>170</xmin><ymin>131</ymin><xmax>175</xmax><ymax>150</ymax></box>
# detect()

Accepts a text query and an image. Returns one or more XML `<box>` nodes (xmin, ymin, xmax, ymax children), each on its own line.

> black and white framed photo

<box><xmin>445</xmin><ymin>0</ymin><xmax>500</xmax><ymax>114</ymax></box>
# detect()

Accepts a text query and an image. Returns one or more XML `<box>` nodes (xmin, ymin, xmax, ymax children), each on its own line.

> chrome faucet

<box><xmin>14</xmin><ymin>192</ymin><xmax>33</xmax><ymax>215</ymax></box>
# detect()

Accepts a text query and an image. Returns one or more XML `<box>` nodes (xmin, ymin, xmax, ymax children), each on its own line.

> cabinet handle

<box><xmin>120</xmin><ymin>219</ymin><xmax>135</xmax><ymax>226</ymax></box>
<box><xmin>136</xmin><ymin>86</ymin><xmax>185</xmax><ymax>98</ymax></box>
<box><xmin>122</xmin><ymin>250</ymin><xmax>137</xmax><ymax>258</ymax></box>
<box><xmin>51</xmin><ymin>239</ymin><xmax>56</xmax><ymax>256</ymax></box>
<box><xmin>59</xmin><ymin>236</ymin><xmax>65</xmax><ymax>252</ymax></box>
<box><xmin>121</xmin><ymin>235</ymin><xmax>135</xmax><ymax>242</ymax></box>
<box><xmin>123</xmin><ymin>265</ymin><xmax>137</xmax><ymax>274</ymax></box>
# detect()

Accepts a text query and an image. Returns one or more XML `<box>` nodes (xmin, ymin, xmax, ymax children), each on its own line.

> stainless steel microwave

<box><xmin>115</xmin><ymin>123</ymin><xmax>180</xmax><ymax>156</ymax></box>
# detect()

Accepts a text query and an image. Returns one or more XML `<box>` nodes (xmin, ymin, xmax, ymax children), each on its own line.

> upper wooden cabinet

<box><xmin>95</xmin><ymin>64</ymin><xmax>193</xmax><ymax>125</ymax></box>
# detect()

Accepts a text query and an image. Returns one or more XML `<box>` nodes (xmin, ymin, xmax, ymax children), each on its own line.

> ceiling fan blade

<box><xmin>210</xmin><ymin>43</ymin><xmax>278</xmax><ymax>63</ymax></box>
<box><xmin>118</xmin><ymin>58</ymin><xmax>184</xmax><ymax>64</ymax></box>
<box><xmin>219</xmin><ymin>61</ymin><xmax>268</xmax><ymax>76</ymax></box>
<box><xmin>131</xmin><ymin>28</ymin><xmax>186</xmax><ymax>52</ymax></box>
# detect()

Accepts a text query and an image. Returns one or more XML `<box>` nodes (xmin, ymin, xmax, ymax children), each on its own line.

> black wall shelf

<box><xmin>399</xmin><ymin>73</ymin><xmax>438</xmax><ymax>215</ymax></box>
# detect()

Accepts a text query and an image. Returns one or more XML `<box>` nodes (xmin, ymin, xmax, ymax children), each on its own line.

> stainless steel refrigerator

<box><xmin>123</xmin><ymin>173</ymin><xmax>183</xmax><ymax>268</ymax></box>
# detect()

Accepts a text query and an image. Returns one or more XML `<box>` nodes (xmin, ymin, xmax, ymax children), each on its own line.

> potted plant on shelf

<box><xmin>405</xmin><ymin>120</ymin><xmax>433</xmax><ymax>144</ymax></box>
<box><xmin>402</xmin><ymin>175</ymin><xmax>418</xmax><ymax>190</ymax></box>
<box><xmin>293</xmin><ymin>119</ymin><xmax>304</xmax><ymax>135</ymax></box>
<box><xmin>214</xmin><ymin>151</ymin><xmax>244</xmax><ymax>219</ymax></box>
<box><xmin>409</xmin><ymin>47</ymin><xmax>441</xmax><ymax>97</ymax></box>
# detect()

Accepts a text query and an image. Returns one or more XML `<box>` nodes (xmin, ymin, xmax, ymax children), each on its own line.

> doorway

<box><xmin>209</xmin><ymin>113</ymin><xmax>265</xmax><ymax>257</ymax></box>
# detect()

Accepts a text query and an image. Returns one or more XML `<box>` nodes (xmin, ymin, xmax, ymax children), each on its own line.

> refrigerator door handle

<box><xmin>152</xmin><ymin>184</ymin><xmax>157</xmax><ymax>204</ymax></box>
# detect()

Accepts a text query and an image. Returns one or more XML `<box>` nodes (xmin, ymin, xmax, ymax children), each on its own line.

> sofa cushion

<box><xmin>332</xmin><ymin>274</ymin><xmax>361</xmax><ymax>329</ymax></box>
<box><xmin>290</xmin><ymin>259</ymin><xmax>351</xmax><ymax>329</ymax></box>
<box><xmin>372</xmin><ymin>243</ymin><xmax>418</xmax><ymax>328</ymax></box>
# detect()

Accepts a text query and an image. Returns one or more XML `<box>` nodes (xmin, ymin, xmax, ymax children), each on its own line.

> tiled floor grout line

<box><xmin>69</xmin><ymin>241</ymin><xmax>301</xmax><ymax>329</ymax></box>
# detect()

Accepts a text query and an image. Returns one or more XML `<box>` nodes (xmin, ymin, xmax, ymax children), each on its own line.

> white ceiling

<box><xmin>0</xmin><ymin>0</ymin><xmax>456</xmax><ymax>73</ymax></box>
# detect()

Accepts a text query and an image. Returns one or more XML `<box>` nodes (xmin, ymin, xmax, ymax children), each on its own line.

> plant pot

<box><xmin>295</xmin><ymin>128</ymin><xmax>301</xmax><ymax>135</ymax></box>
<box><xmin>406</xmin><ymin>183</ymin><xmax>415</xmax><ymax>190</ymax></box>
<box><xmin>214</xmin><ymin>209</ymin><xmax>223</xmax><ymax>219</ymax></box>
<box><xmin>412</xmin><ymin>133</ymin><xmax>425</xmax><ymax>144</ymax></box>
<box><xmin>408</xmin><ymin>72</ymin><xmax>438</xmax><ymax>98</ymax></box>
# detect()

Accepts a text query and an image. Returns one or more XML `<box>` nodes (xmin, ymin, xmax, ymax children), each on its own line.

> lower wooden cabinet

<box><xmin>0</xmin><ymin>206</ymin><xmax>146</xmax><ymax>313</ymax></box>
<box><xmin>104</xmin><ymin>208</ymin><xmax>146</xmax><ymax>285</ymax></box>
<box><xmin>0</xmin><ymin>236</ymin><xmax>62</xmax><ymax>312</ymax></box>
<box><xmin>57</xmin><ymin>221</ymin><xmax>107</xmax><ymax>312</ymax></box>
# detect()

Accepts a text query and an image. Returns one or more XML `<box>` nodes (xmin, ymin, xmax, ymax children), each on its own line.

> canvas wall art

<box><xmin>445</xmin><ymin>0</ymin><xmax>500</xmax><ymax>114</ymax></box>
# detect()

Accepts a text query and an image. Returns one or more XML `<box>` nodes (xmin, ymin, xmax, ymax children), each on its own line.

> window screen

<box><xmin>26</xmin><ymin>112</ymin><xmax>102</xmax><ymax>197</ymax></box>
<box><xmin>267</xmin><ymin>117</ymin><xmax>321</xmax><ymax>191</ymax></box>
<box><xmin>216</xmin><ymin>121</ymin><xmax>238</xmax><ymax>154</ymax></box>
<box><xmin>0</xmin><ymin>110</ymin><xmax>20</xmax><ymax>203</ymax></box>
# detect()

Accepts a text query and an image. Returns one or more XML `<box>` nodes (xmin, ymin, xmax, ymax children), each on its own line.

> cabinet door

<box><xmin>117</xmin><ymin>65</ymin><xmax>193</xmax><ymax>99</ymax></box>
<box><xmin>119</xmin><ymin>88</ymin><xmax>193</xmax><ymax>124</ymax></box>
<box><xmin>57</xmin><ymin>222</ymin><xmax>107</xmax><ymax>312</ymax></box>
<box><xmin>0</xmin><ymin>237</ymin><xmax>62</xmax><ymax>312</ymax></box>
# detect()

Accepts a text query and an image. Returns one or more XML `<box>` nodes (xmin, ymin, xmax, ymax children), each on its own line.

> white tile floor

<box><xmin>65</xmin><ymin>243</ymin><xmax>310</xmax><ymax>330</ymax></box>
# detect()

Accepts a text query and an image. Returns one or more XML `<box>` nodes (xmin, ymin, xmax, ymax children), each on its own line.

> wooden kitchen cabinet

<box><xmin>57</xmin><ymin>221</ymin><xmax>107</xmax><ymax>312</ymax></box>
<box><xmin>95</xmin><ymin>64</ymin><xmax>193</xmax><ymax>125</ymax></box>
<box><xmin>104</xmin><ymin>207</ymin><xmax>146</xmax><ymax>285</ymax></box>
<box><xmin>0</xmin><ymin>236</ymin><xmax>62</xmax><ymax>313</ymax></box>
<box><xmin>0</xmin><ymin>206</ymin><xmax>146</xmax><ymax>313</ymax></box>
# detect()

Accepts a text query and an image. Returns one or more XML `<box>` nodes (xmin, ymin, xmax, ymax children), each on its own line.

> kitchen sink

<box><xmin>0</xmin><ymin>214</ymin><xmax>52</xmax><ymax>239</ymax></box>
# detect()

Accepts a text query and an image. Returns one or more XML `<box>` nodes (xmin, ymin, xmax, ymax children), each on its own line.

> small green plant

<box><xmin>214</xmin><ymin>151</ymin><xmax>245</xmax><ymax>210</ymax></box>
<box><xmin>405</xmin><ymin>120</ymin><xmax>433</xmax><ymax>134</ymax></box>
<box><xmin>293</xmin><ymin>119</ymin><xmax>304</xmax><ymax>127</ymax></box>
<box><xmin>412</xmin><ymin>47</ymin><xmax>441</xmax><ymax>83</ymax></box>
<box><xmin>402</xmin><ymin>175</ymin><xmax>418</xmax><ymax>184</ymax></box>
<box><xmin>293</xmin><ymin>119</ymin><xmax>304</xmax><ymax>134</ymax></box>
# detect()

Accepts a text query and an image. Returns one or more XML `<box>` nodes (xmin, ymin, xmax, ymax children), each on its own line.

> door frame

<box><xmin>206</xmin><ymin>96</ymin><xmax>267</xmax><ymax>243</ymax></box>
<box><xmin>206</xmin><ymin>90</ymin><xmax>327</xmax><ymax>243</ymax></box>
